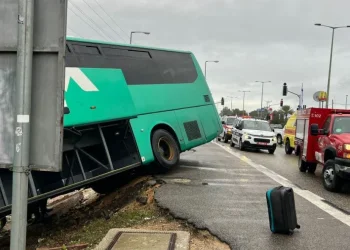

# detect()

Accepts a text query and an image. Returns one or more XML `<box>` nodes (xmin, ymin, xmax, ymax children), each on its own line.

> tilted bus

<box><xmin>0</xmin><ymin>37</ymin><xmax>222</xmax><ymax>226</ymax></box>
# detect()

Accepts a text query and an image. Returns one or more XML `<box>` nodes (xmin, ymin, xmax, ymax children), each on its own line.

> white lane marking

<box><xmin>179</xmin><ymin>165</ymin><xmax>253</xmax><ymax>172</ymax></box>
<box><xmin>202</xmin><ymin>178</ymin><xmax>274</xmax><ymax>183</ymax></box>
<box><xmin>212</xmin><ymin>141</ymin><xmax>350</xmax><ymax>227</ymax></box>
<box><xmin>205</xmin><ymin>182</ymin><xmax>273</xmax><ymax>187</ymax></box>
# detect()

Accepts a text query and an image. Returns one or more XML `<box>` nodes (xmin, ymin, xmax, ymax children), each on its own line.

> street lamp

<box><xmin>238</xmin><ymin>90</ymin><xmax>250</xmax><ymax>115</ymax></box>
<box><xmin>130</xmin><ymin>31</ymin><xmax>151</xmax><ymax>44</ymax></box>
<box><xmin>255</xmin><ymin>81</ymin><xmax>271</xmax><ymax>117</ymax></box>
<box><xmin>204</xmin><ymin>60</ymin><xmax>219</xmax><ymax>79</ymax></box>
<box><xmin>227</xmin><ymin>96</ymin><xmax>239</xmax><ymax>110</ymax></box>
<box><xmin>346</xmin><ymin>95</ymin><xmax>348</xmax><ymax>109</ymax></box>
<box><xmin>314</xmin><ymin>23</ymin><xmax>350</xmax><ymax>108</ymax></box>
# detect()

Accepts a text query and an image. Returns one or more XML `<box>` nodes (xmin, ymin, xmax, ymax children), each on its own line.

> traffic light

<box><xmin>280</xmin><ymin>99</ymin><xmax>283</xmax><ymax>107</ymax></box>
<box><xmin>221</xmin><ymin>97</ymin><xmax>224</xmax><ymax>105</ymax></box>
<box><xmin>282</xmin><ymin>83</ymin><xmax>287</xmax><ymax>96</ymax></box>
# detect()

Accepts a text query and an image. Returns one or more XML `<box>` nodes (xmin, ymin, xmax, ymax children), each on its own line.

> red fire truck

<box><xmin>295</xmin><ymin>108</ymin><xmax>350</xmax><ymax>192</ymax></box>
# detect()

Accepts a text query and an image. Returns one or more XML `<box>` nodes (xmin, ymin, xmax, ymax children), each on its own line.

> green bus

<box><xmin>0</xmin><ymin>37</ymin><xmax>222</xmax><ymax>223</ymax></box>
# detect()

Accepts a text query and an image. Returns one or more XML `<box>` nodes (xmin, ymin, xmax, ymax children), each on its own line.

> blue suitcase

<box><xmin>266</xmin><ymin>186</ymin><xmax>300</xmax><ymax>234</ymax></box>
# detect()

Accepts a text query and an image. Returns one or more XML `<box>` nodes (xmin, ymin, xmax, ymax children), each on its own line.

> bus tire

<box><xmin>151</xmin><ymin>129</ymin><xmax>180</xmax><ymax>172</ymax></box>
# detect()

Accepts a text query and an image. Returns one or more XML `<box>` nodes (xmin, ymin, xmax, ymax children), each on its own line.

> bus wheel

<box><xmin>152</xmin><ymin>129</ymin><xmax>180</xmax><ymax>172</ymax></box>
<box><xmin>323</xmin><ymin>160</ymin><xmax>344</xmax><ymax>192</ymax></box>
<box><xmin>285</xmin><ymin>139</ymin><xmax>293</xmax><ymax>155</ymax></box>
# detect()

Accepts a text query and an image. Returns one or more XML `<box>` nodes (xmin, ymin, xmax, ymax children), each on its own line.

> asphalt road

<box><xmin>155</xmin><ymin>141</ymin><xmax>350</xmax><ymax>250</ymax></box>
<box><xmin>224</xmin><ymin>141</ymin><xmax>350</xmax><ymax>213</ymax></box>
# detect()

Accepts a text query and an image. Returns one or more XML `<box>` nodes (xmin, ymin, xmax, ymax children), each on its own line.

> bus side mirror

<box><xmin>221</xmin><ymin>121</ymin><xmax>225</xmax><ymax>124</ymax></box>
<box><xmin>310</xmin><ymin>124</ymin><xmax>319</xmax><ymax>136</ymax></box>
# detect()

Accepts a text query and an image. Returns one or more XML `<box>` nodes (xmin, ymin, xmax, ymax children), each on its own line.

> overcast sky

<box><xmin>67</xmin><ymin>0</ymin><xmax>350</xmax><ymax>113</ymax></box>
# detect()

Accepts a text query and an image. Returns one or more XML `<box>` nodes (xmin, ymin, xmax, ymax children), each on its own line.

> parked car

<box><xmin>270</xmin><ymin>124</ymin><xmax>284</xmax><ymax>145</ymax></box>
<box><xmin>218</xmin><ymin>116</ymin><xmax>238</xmax><ymax>143</ymax></box>
<box><xmin>230</xmin><ymin>118</ymin><xmax>277</xmax><ymax>154</ymax></box>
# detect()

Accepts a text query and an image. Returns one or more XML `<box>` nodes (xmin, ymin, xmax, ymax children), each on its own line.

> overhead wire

<box><xmin>80</xmin><ymin>0</ymin><xmax>127</xmax><ymax>42</ymax></box>
<box><xmin>93</xmin><ymin>0</ymin><xmax>130</xmax><ymax>40</ymax></box>
<box><xmin>68</xmin><ymin>5</ymin><xmax>109</xmax><ymax>40</ymax></box>
<box><xmin>67</xmin><ymin>27</ymin><xmax>84</xmax><ymax>38</ymax></box>
<box><xmin>68</xmin><ymin>1</ymin><xmax>114</xmax><ymax>41</ymax></box>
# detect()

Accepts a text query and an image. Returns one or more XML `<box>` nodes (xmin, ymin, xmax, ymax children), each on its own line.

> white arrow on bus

<box><xmin>64</xmin><ymin>67</ymin><xmax>99</xmax><ymax>108</ymax></box>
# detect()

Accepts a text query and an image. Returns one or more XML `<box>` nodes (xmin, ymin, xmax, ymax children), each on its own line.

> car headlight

<box><xmin>343</xmin><ymin>153</ymin><xmax>350</xmax><ymax>159</ymax></box>
<box><xmin>272</xmin><ymin>137</ymin><xmax>276</xmax><ymax>142</ymax></box>
<box><xmin>344</xmin><ymin>144</ymin><xmax>350</xmax><ymax>151</ymax></box>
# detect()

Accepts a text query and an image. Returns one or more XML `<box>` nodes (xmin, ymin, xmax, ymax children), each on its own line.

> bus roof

<box><xmin>66</xmin><ymin>36</ymin><xmax>192</xmax><ymax>54</ymax></box>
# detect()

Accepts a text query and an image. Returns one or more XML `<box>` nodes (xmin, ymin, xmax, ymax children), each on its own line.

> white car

<box><xmin>270</xmin><ymin>124</ymin><xmax>284</xmax><ymax>145</ymax></box>
<box><xmin>230</xmin><ymin>118</ymin><xmax>277</xmax><ymax>154</ymax></box>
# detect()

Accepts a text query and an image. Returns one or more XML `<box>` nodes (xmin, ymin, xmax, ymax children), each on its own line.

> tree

<box><xmin>220</xmin><ymin>107</ymin><xmax>233</xmax><ymax>116</ymax></box>
<box><xmin>220</xmin><ymin>107</ymin><xmax>247</xmax><ymax>116</ymax></box>
<box><xmin>281</xmin><ymin>105</ymin><xmax>294</xmax><ymax>115</ymax></box>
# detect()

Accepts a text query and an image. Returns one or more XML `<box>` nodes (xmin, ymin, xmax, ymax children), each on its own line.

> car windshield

<box><xmin>226</xmin><ymin>118</ymin><xmax>236</xmax><ymax>125</ymax></box>
<box><xmin>332</xmin><ymin>117</ymin><xmax>350</xmax><ymax>134</ymax></box>
<box><xmin>243</xmin><ymin>120</ymin><xmax>272</xmax><ymax>131</ymax></box>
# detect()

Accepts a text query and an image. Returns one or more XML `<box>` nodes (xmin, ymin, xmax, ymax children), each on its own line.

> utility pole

<box><xmin>227</xmin><ymin>96</ymin><xmax>238</xmax><ymax>111</ymax></box>
<box><xmin>314</xmin><ymin>23</ymin><xmax>350</xmax><ymax>108</ymax></box>
<box><xmin>10</xmin><ymin>0</ymin><xmax>34</xmax><ymax>249</ymax></box>
<box><xmin>255</xmin><ymin>81</ymin><xmax>271</xmax><ymax>118</ymax></box>
<box><xmin>239</xmin><ymin>90</ymin><xmax>250</xmax><ymax>116</ymax></box>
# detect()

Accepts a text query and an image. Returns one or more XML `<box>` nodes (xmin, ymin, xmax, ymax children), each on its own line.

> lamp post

<box><xmin>314</xmin><ymin>23</ymin><xmax>350</xmax><ymax>108</ymax></box>
<box><xmin>204</xmin><ymin>60</ymin><xmax>219</xmax><ymax>79</ymax></box>
<box><xmin>239</xmin><ymin>90</ymin><xmax>250</xmax><ymax>115</ymax></box>
<box><xmin>346</xmin><ymin>95</ymin><xmax>348</xmax><ymax>109</ymax></box>
<box><xmin>255</xmin><ymin>81</ymin><xmax>271</xmax><ymax>118</ymax></box>
<box><xmin>227</xmin><ymin>96</ymin><xmax>239</xmax><ymax>110</ymax></box>
<box><xmin>130</xmin><ymin>31</ymin><xmax>150</xmax><ymax>44</ymax></box>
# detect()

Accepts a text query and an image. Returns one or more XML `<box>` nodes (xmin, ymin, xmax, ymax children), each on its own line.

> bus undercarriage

<box><xmin>0</xmin><ymin>118</ymin><xmax>141</xmax><ymax>227</ymax></box>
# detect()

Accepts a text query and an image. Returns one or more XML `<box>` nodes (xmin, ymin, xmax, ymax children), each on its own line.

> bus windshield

<box><xmin>332</xmin><ymin>117</ymin><xmax>350</xmax><ymax>134</ymax></box>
